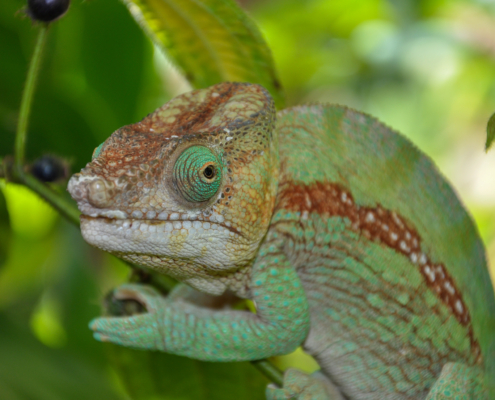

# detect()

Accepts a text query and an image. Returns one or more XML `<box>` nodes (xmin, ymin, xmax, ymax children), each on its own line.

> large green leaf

<box><xmin>108</xmin><ymin>345</ymin><xmax>269</xmax><ymax>400</ymax></box>
<box><xmin>121</xmin><ymin>0</ymin><xmax>285</xmax><ymax>108</ymax></box>
<box><xmin>0</xmin><ymin>315</ymin><xmax>123</xmax><ymax>400</ymax></box>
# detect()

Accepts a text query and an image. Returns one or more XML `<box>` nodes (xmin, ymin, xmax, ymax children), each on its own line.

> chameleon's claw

<box><xmin>92</xmin><ymin>332</ymin><xmax>110</xmax><ymax>342</ymax></box>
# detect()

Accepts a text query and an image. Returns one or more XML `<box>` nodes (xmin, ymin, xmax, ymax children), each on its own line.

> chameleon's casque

<box><xmin>68</xmin><ymin>82</ymin><xmax>495</xmax><ymax>399</ymax></box>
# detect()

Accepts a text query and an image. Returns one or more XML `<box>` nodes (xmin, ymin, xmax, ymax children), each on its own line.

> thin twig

<box><xmin>22</xmin><ymin>173</ymin><xmax>80</xmax><ymax>225</ymax></box>
<box><xmin>11</xmin><ymin>22</ymin><xmax>81</xmax><ymax>226</ymax></box>
<box><xmin>252</xmin><ymin>359</ymin><xmax>284</xmax><ymax>387</ymax></box>
<box><xmin>15</xmin><ymin>24</ymin><xmax>49</xmax><ymax>171</ymax></box>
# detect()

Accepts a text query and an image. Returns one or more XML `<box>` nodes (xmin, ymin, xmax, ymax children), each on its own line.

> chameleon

<box><xmin>68</xmin><ymin>82</ymin><xmax>495</xmax><ymax>399</ymax></box>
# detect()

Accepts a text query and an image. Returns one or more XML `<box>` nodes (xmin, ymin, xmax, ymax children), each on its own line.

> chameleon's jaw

<box><xmin>80</xmin><ymin>214</ymin><xmax>249</xmax><ymax>273</ymax></box>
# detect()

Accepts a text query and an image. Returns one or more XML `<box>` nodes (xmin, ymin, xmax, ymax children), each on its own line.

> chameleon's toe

<box><xmin>89</xmin><ymin>283</ymin><xmax>166</xmax><ymax>350</ymax></box>
<box><xmin>89</xmin><ymin>312</ymin><xmax>158</xmax><ymax>349</ymax></box>
<box><xmin>266</xmin><ymin>369</ymin><xmax>332</xmax><ymax>400</ymax></box>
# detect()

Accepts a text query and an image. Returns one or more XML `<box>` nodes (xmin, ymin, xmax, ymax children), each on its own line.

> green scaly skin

<box><xmin>68</xmin><ymin>83</ymin><xmax>495</xmax><ymax>399</ymax></box>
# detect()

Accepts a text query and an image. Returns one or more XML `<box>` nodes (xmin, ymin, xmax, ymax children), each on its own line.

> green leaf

<box><xmin>486</xmin><ymin>112</ymin><xmax>495</xmax><ymax>151</ymax></box>
<box><xmin>108</xmin><ymin>344</ymin><xmax>269</xmax><ymax>400</ymax></box>
<box><xmin>0</xmin><ymin>315</ymin><xmax>123</xmax><ymax>400</ymax></box>
<box><xmin>120</xmin><ymin>0</ymin><xmax>285</xmax><ymax>108</ymax></box>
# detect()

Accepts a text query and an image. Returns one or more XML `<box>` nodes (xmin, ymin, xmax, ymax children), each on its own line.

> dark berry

<box><xmin>27</xmin><ymin>0</ymin><xmax>70</xmax><ymax>22</ymax></box>
<box><xmin>30</xmin><ymin>155</ymin><xmax>68</xmax><ymax>182</ymax></box>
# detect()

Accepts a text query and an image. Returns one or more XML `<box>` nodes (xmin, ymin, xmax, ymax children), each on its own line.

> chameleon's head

<box><xmin>68</xmin><ymin>83</ymin><xmax>278</xmax><ymax>293</ymax></box>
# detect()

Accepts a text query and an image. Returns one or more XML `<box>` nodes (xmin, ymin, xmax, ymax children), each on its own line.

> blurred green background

<box><xmin>1</xmin><ymin>0</ymin><xmax>495</xmax><ymax>398</ymax></box>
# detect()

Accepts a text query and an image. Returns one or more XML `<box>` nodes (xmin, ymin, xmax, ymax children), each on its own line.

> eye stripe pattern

<box><xmin>173</xmin><ymin>146</ymin><xmax>222</xmax><ymax>203</ymax></box>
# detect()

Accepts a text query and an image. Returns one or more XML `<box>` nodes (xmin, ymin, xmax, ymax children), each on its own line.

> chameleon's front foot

<box><xmin>90</xmin><ymin>273</ymin><xmax>310</xmax><ymax>362</ymax></box>
<box><xmin>266</xmin><ymin>369</ymin><xmax>341</xmax><ymax>400</ymax></box>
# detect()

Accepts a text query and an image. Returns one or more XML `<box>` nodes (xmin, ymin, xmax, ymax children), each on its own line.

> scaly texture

<box><xmin>68</xmin><ymin>83</ymin><xmax>495</xmax><ymax>399</ymax></box>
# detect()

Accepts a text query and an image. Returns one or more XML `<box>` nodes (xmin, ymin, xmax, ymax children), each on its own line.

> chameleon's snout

<box><xmin>67</xmin><ymin>174</ymin><xmax>85</xmax><ymax>202</ymax></box>
<box><xmin>68</xmin><ymin>173</ymin><xmax>116</xmax><ymax>213</ymax></box>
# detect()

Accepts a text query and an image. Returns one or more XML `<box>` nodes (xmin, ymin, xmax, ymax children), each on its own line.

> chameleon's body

<box><xmin>68</xmin><ymin>83</ymin><xmax>495</xmax><ymax>399</ymax></box>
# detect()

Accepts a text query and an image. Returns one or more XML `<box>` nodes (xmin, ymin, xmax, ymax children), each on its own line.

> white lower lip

<box><xmin>79</xmin><ymin>215</ymin><xmax>240</xmax><ymax>271</ymax></box>
<box><xmin>80</xmin><ymin>215</ymin><xmax>233</xmax><ymax>238</ymax></box>
<box><xmin>82</xmin><ymin>215</ymin><xmax>214</xmax><ymax>233</ymax></box>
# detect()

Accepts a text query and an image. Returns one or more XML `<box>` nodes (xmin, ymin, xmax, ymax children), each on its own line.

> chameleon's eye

<box><xmin>173</xmin><ymin>146</ymin><xmax>222</xmax><ymax>203</ymax></box>
<box><xmin>203</xmin><ymin>164</ymin><xmax>215</xmax><ymax>180</ymax></box>
<box><xmin>92</xmin><ymin>142</ymin><xmax>105</xmax><ymax>160</ymax></box>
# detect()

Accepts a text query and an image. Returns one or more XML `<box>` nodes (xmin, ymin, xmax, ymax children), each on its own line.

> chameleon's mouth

<box><xmin>80</xmin><ymin>214</ymin><xmax>242</xmax><ymax>237</ymax></box>
<box><xmin>78</xmin><ymin>215</ymin><xmax>244</xmax><ymax>275</ymax></box>
<box><xmin>82</xmin><ymin>214</ymin><xmax>223</xmax><ymax>231</ymax></box>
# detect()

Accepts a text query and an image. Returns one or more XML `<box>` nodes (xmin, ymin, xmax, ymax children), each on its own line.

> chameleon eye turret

<box><xmin>172</xmin><ymin>145</ymin><xmax>223</xmax><ymax>203</ymax></box>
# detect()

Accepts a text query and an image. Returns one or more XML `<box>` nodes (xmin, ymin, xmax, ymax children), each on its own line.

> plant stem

<box><xmin>23</xmin><ymin>173</ymin><xmax>81</xmax><ymax>226</ymax></box>
<box><xmin>15</xmin><ymin>24</ymin><xmax>49</xmax><ymax>171</ymax></box>
<box><xmin>11</xmin><ymin>22</ymin><xmax>80</xmax><ymax>226</ymax></box>
<box><xmin>251</xmin><ymin>359</ymin><xmax>284</xmax><ymax>387</ymax></box>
